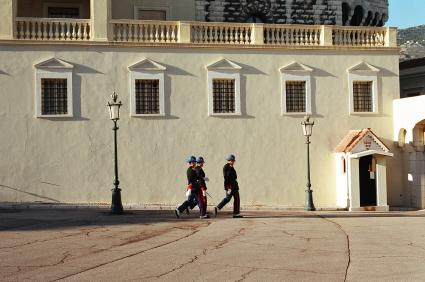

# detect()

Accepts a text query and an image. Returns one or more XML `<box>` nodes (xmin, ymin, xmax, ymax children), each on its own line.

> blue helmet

<box><xmin>186</xmin><ymin>156</ymin><xmax>196</xmax><ymax>163</ymax></box>
<box><xmin>196</xmin><ymin>156</ymin><xmax>205</xmax><ymax>163</ymax></box>
<box><xmin>226</xmin><ymin>154</ymin><xmax>236</xmax><ymax>161</ymax></box>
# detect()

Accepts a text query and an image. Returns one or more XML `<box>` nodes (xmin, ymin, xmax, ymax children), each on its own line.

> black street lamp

<box><xmin>301</xmin><ymin>115</ymin><xmax>316</xmax><ymax>211</ymax></box>
<box><xmin>108</xmin><ymin>92</ymin><xmax>123</xmax><ymax>214</ymax></box>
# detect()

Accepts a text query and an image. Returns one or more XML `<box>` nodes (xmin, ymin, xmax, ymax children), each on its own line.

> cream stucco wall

<box><xmin>0</xmin><ymin>44</ymin><xmax>403</xmax><ymax>209</ymax></box>
<box><xmin>111</xmin><ymin>0</ymin><xmax>195</xmax><ymax>20</ymax></box>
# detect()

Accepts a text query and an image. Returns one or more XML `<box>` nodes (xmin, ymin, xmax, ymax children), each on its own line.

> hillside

<box><xmin>397</xmin><ymin>25</ymin><xmax>425</xmax><ymax>61</ymax></box>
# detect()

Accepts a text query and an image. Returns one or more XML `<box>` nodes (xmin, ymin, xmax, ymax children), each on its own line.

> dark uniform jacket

<box><xmin>187</xmin><ymin>167</ymin><xmax>200</xmax><ymax>192</ymax></box>
<box><xmin>223</xmin><ymin>163</ymin><xmax>238</xmax><ymax>190</ymax></box>
<box><xmin>195</xmin><ymin>166</ymin><xmax>207</xmax><ymax>190</ymax></box>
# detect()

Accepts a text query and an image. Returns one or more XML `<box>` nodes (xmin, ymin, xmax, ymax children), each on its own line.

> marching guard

<box><xmin>214</xmin><ymin>154</ymin><xmax>242</xmax><ymax>218</ymax></box>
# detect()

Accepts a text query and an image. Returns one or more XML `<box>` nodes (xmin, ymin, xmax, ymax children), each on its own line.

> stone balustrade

<box><xmin>263</xmin><ymin>24</ymin><xmax>322</xmax><ymax>46</ymax></box>
<box><xmin>332</xmin><ymin>26</ymin><xmax>387</xmax><ymax>47</ymax></box>
<box><xmin>16</xmin><ymin>18</ymin><xmax>91</xmax><ymax>41</ymax></box>
<box><xmin>191</xmin><ymin>22</ymin><xmax>252</xmax><ymax>44</ymax></box>
<box><xmin>11</xmin><ymin>18</ymin><xmax>397</xmax><ymax>48</ymax></box>
<box><xmin>111</xmin><ymin>20</ymin><xmax>179</xmax><ymax>43</ymax></box>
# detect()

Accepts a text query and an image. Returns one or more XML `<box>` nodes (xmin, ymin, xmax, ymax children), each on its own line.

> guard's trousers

<box><xmin>177</xmin><ymin>190</ymin><xmax>199</xmax><ymax>213</ymax></box>
<box><xmin>217</xmin><ymin>189</ymin><xmax>240</xmax><ymax>215</ymax></box>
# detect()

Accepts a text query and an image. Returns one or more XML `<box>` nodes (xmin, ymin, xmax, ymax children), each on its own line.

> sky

<box><xmin>387</xmin><ymin>0</ymin><xmax>425</xmax><ymax>28</ymax></box>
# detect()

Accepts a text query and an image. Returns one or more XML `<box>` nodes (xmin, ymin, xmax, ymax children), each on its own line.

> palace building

<box><xmin>1</xmin><ymin>0</ymin><xmax>423</xmax><ymax>211</ymax></box>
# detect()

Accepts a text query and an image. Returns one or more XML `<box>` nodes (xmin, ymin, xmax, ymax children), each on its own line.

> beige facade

<box><xmin>0</xmin><ymin>0</ymin><xmax>406</xmax><ymax>210</ymax></box>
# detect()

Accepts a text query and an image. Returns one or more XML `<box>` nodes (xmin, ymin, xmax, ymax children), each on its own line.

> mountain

<box><xmin>397</xmin><ymin>25</ymin><xmax>425</xmax><ymax>61</ymax></box>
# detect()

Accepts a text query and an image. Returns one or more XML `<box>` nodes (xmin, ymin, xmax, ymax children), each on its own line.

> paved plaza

<box><xmin>1</xmin><ymin>207</ymin><xmax>425</xmax><ymax>281</ymax></box>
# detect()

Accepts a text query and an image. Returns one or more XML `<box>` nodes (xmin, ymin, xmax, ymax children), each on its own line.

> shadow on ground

<box><xmin>1</xmin><ymin>206</ymin><xmax>424</xmax><ymax>232</ymax></box>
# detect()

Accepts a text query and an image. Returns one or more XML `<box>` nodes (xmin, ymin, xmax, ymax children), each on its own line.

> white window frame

<box><xmin>281</xmin><ymin>74</ymin><xmax>311</xmax><ymax>115</ymax></box>
<box><xmin>347</xmin><ymin>62</ymin><xmax>380</xmax><ymax>115</ymax></box>
<box><xmin>348</xmin><ymin>74</ymin><xmax>379</xmax><ymax>115</ymax></box>
<box><xmin>280</xmin><ymin>62</ymin><xmax>313</xmax><ymax>115</ymax></box>
<box><xmin>128</xmin><ymin>59</ymin><xmax>166</xmax><ymax>117</ymax></box>
<box><xmin>34</xmin><ymin>59</ymin><xmax>73</xmax><ymax>118</ymax></box>
<box><xmin>134</xmin><ymin>5</ymin><xmax>170</xmax><ymax>20</ymax></box>
<box><xmin>206</xmin><ymin>59</ymin><xmax>242</xmax><ymax>116</ymax></box>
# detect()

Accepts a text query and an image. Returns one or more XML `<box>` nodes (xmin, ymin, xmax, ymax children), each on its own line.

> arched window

<box><xmin>371</xmin><ymin>12</ymin><xmax>379</xmax><ymax>26</ymax></box>
<box><xmin>350</xmin><ymin>5</ymin><xmax>364</xmax><ymax>26</ymax></box>
<box><xmin>398</xmin><ymin>129</ymin><xmax>407</xmax><ymax>148</ymax></box>
<box><xmin>364</xmin><ymin>11</ymin><xmax>373</xmax><ymax>26</ymax></box>
<box><xmin>245</xmin><ymin>14</ymin><xmax>265</xmax><ymax>23</ymax></box>
<box><xmin>342</xmin><ymin>3</ymin><xmax>350</xmax><ymax>26</ymax></box>
<box><xmin>378</xmin><ymin>14</ymin><xmax>386</xmax><ymax>27</ymax></box>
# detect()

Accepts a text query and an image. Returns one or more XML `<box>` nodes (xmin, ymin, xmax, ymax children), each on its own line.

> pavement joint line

<box><xmin>315</xmin><ymin>213</ymin><xmax>351</xmax><ymax>282</ymax></box>
<box><xmin>50</xmin><ymin>222</ymin><xmax>210</xmax><ymax>282</ymax></box>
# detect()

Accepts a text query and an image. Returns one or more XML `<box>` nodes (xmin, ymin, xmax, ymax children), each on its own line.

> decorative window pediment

<box><xmin>280</xmin><ymin>62</ymin><xmax>313</xmax><ymax>115</ymax></box>
<box><xmin>280</xmin><ymin>62</ymin><xmax>313</xmax><ymax>73</ymax></box>
<box><xmin>128</xmin><ymin>58</ymin><xmax>166</xmax><ymax>116</ymax></box>
<box><xmin>206</xmin><ymin>58</ymin><xmax>242</xmax><ymax>71</ymax></box>
<box><xmin>347</xmin><ymin>61</ymin><xmax>380</xmax><ymax>74</ymax></box>
<box><xmin>128</xmin><ymin>58</ymin><xmax>166</xmax><ymax>72</ymax></box>
<box><xmin>34</xmin><ymin>58</ymin><xmax>74</xmax><ymax>70</ymax></box>
<box><xmin>207</xmin><ymin>59</ymin><xmax>242</xmax><ymax>116</ymax></box>
<box><xmin>34</xmin><ymin>58</ymin><xmax>74</xmax><ymax>118</ymax></box>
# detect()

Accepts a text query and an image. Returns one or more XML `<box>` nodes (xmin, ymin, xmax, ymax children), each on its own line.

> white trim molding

<box><xmin>128</xmin><ymin>58</ymin><xmax>166</xmax><ymax>117</ymax></box>
<box><xmin>34</xmin><ymin>58</ymin><xmax>74</xmax><ymax>118</ymax></box>
<box><xmin>280</xmin><ymin>62</ymin><xmax>313</xmax><ymax>115</ymax></box>
<box><xmin>206</xmin><ymin>59</ymin><xmax>242</xmax><ymax>116</ymax></box>
<box><xmin>347</xmin><ymin>61</ymin><xmax>380</xmax><ymax>115</ymax></box>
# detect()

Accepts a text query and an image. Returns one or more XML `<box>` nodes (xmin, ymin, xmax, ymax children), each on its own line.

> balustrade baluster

<box><xmin>76</xmin><ymin>22</ymin><xmax>80</xmax><ymax>40</ymax></box>
<box><xmin>30</xmin><ymin>21</ymin><xmax>34</xmax><ymax>39</ymax></box>
<box><xmin>41</xmin><ymin>22</ymin><xmax>47</xmax><ymax>40</ymax></box>
<box><xmin>48</xmin><ymin>22</ymin><xmax>53</xmax><ymax>40</ymax></box>
<box><xmin>59</xmin><ymin>22</ymin><xmax>65</xmax><ymax>40</ymax></box>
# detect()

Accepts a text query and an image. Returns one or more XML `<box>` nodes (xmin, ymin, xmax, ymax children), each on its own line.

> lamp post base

<box><xmin>111</xmin><ymin>188</ymin><xmax>123</xmax><ymax>214</ymax></box>
<box><xmin>305</xmin><ymin>189</ymin><xmax>316</xmax><ymax>211</ymax></box>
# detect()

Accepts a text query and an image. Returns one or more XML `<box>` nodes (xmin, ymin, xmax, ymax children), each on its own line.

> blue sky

<box><xmin>387</xmin><ymin>0</ymin><xmax>425</xmax><ymax>28</ymax></box>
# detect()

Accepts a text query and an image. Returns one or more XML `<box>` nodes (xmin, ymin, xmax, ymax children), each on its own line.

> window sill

<box><xmin>131</xmin><ymin>113</ymin><xmax>166</xmax><ymax>117</ymax></box>
<box><xmin>282</xmin><ymin>112</ymin><xmax>311</xmax><ymax>116</ymax></box>
<box><xmin>36</xmin><ymin>114</ymin><xmax>73</xmax><ymax>118</ymax></box>
<box><xmin>349</xmin><ymin>112</ymin><xmax>380</xmax><ymax>116</ymax></box>
<box><xmin>209</xmin><ymin>112</ymin><xmax>242</xmax><ymax>117</ymax></box>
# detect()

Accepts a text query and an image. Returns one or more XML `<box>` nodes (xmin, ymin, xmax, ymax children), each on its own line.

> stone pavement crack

<box><xmin>0</xmin><ymin>228</ymin><xmax>104</xmax><ymax>250</ymax></box>
<box><xmin>141</xmin><ymin>225</ymin><xmax>246</xmax><ymax>279</ymax></box>
<box><xmin>145</xmin><ymin>250</ymin><xmax>205</xmax><ymax>279</ymax></box>
<box><xmin>316</xmin><ymin>214</ymin><xmax>351</xmax><ymax>282</ymax></box>
<box><xmin>234</xmin><ymin>268</ymin><xmax>258</xmax><ymax>282</ymax></box>
<box><xmin>213</xmin><ymin>228</ymin><xmax>246</xmax><ymax>250</ymax></box>
<box><xmin>50</xmin><ymin>224</ymin><xmax>208</xmax><ymax>281</ymax></box>
<box><xmin>208</xmin><ymin>263</ymin><xmax>338</xmax><ymax>275</ymax></box>
<box><xmin>3</xmin><ymin>252</ymin><xmax>70</xmax><ymax>269</ymax></box>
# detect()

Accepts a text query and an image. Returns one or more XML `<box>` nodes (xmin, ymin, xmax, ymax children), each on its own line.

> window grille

<box><xmin>41</xmin><ymin>78</ymin><xmax>68</xmax><ymax>115</ymax></box>
<box><xmin>286</xmin><ymin>81</ymin><xmax>306</xmax><ymax>112</ymax></box>
<box><xmin>137</xmin><ymin>10</ymin><xmax>167</xmax><ymax>20</ymax></box>
<box><xmin>353</xmin><ymin>81</ymin><xmax>373</xmax><ymax>112</ymax></box>
<box><xmin>135</xmin><ymin>79</ymin><xmax>160</xmax><ymax>114</ymax></box>
<box><xmin>212</xmin><ymin>79</ymin><xmax>235</xmax><ymax>113</ymax></box>
<box><xmin>47</xmin><ymin>7</ymin><xmax>80</xmax><ymax>18</ymax></box>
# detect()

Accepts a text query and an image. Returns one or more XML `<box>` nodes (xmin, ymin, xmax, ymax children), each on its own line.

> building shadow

<box><xmin>1</xmin><ymin>207</ymin><xmax>424</xmax><ymax>232</ymax></box>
